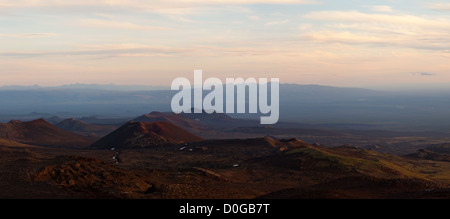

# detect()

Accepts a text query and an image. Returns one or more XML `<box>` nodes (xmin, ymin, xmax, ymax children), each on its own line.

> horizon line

<box><xmin>2</xmin><ymin>82</ymin><xmax>450</xmax><ymax>92</ymax></box>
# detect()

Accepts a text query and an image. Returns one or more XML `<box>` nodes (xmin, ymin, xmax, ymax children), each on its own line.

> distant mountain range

<box><xmin>1</xmin><ymin>83</ymin><xmax>450</xmax><ymax>131</ymax></box>
<box><xmin>0</xmin><ymin>83</ymin><xmax>169</xmax><ymax>91</ymax></box>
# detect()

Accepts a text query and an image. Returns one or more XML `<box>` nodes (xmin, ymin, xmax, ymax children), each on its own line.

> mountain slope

<box><xmin>0</xmin><ymin>119</ymin><xmax>92</xmax><ymax>147</ymax></box>
<box><xmin>133</xmin><ymin>111</ymin><xmax>259</xmax><ymax>139</ymax></box>
<box><xmin>91</xmin><ymin>121</ymin><xmax>203</xmax><ymax>149</ymax></box>
<box><xmin>133</xmin><ymin>112</ymin><xmax>205</xmax><ymax>132</ymax></box>
<box><xmin>407</xmin><ymin>149</ymin><xmax>450</xmax><ymax>162</ymax></box>
<box><xmin>427</xmin><ymin>143</ymin><xmax>450</xmax><ymax>155</ymax></box>
<box><xmin>55</xmin><ymin>118</ymin><xmax>117</xmax><ymax>137</ymax></box>
<box><xmin>0</xmin><ymin>138</ymin><xmax>32</xmax><ymax>147</ymax></box>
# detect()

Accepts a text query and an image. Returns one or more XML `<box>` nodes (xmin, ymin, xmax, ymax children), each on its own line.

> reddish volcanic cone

<box><xmin>0</xmin><ymin>119</ymin><xmax>92</xmax><ymax>148</ymax></box>
<box><xmin>91</xmin><ymin>121</ymin><xmax>203</xmax><ymax>149</ymax></box>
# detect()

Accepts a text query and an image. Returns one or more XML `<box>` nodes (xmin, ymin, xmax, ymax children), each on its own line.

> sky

<box><xmin>0</xmin><ymin>0</ymin><xmax>450</xmax><ymax>89</ymax></box>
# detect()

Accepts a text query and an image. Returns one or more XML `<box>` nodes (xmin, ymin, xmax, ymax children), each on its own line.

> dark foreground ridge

<box><xmin>1</xmin><ymin>125</ymin><xmax>450</xmax><ymax>199</ymax></box>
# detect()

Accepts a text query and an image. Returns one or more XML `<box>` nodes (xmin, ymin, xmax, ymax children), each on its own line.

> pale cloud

<box><xmin>302</xmin><ymin>31</ymin><xmax>388</xmax><ymax>44</ymax></box>
<box><xmin>0</xmin><ymin>0</ymin><xmax>320</xmax><ymax>12</ymax></box>
<box><xmin>0</xmin><ymin>0</ymin><xmax>303</xmax><ymax>21</ymax></box>
<box><xmin>412</xmin><ymin>72</ymin><xmax>437</xmax><ymax>76</ymax></box>
<box><xmin>0</xmin><ymin>0</ymin><xmax>128</xmax><ymax>9</ymax></box>
<box><xmin>0</xmin><ymin>33</ymin><xmax>59</xmax><ymax>38</ymax></box>
<box><xmin>302</xmin><ymin>10</ymin><xmax>450</xmax><ymax>51</ymax></box>
<box><xmin>176</xmin><ymin>0</ymin><xmax>320</xmax><ymax>4</ymax></box>
<box><xmin>2</xmin><ymin>0</ymin><xmax>450</xmax><ymax>88</ymax></box>
<box><xmin>165</xmin><ymin>15</ymin><xmax>194</xmax><ymax>23</ymax></box>
<box><xmin>266</xmin><ymin>19</ymin><xmax>290</xmax><ymax>25</ymax></box>
<box><xmin>79</xmin><ymin>19</ymin><xmax>171</xmax><ymax>30</ymax></box>
<box><xmin>191</xmin><ymin>45</ymin><xmax>301</xmax><ymax>57</ymax></box>
<box><xmin>431</xmin><ymin>3</ymin><xmax>450</xmax><ymax>11</ymax></box>
<box><xmin>367</xmin><ymin>5</ymin><xmax>393</xmax><ymax>13</ymax></box>
<box><xmin>0</xmin><ymin>44</ymin><xmax>190</xmax><ymax>58</ymax></box>
<box><xmin>0</xmin><ymin>0</ymin><xmax>317</xmax><ymax>24</ymax></box>
<box><xmin>0</xmin><ymin>43</ymin><xmax>301</xmax><ymax>59</ymax></box>
<box><xmin>304</xmin><ymin>11</ymin><xmax>450</xmax><ymax>28</ymax></box>
<box><xmin>0</xmin><ymin>0</ymin><xmax>320</xmax><ymax>7</ymax></box>
<box><xmin>298</xmin><ymin>24</ymin><xmax>312</xmax><ymax>30</ymax></box>
<box><xmin>248</xmin><ymin>15</ymin><xmax>260</xmax><ymax>20</ymax></box>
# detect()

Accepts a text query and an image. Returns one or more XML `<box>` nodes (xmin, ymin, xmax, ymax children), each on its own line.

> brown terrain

<box><xmin>1</xmin><ymin>116</ymin><xmax>450</xmax><ymax>199</ymax></box>
<box><xmin>91</xmin><ymin>121</ymin><xmax>203</xmax><ymax>149</ymax></box>
<box><xmin>133</xmin><ymin>111</ymin><xmax>258</xmax><ymax>139</ymax></box>
<box><xmin>55</xmin><ymin>118</ymin><xmax>118</xmax><ymax>138</ymax></box>
<box><xmin>0</xmin><ymin>119</ymin><xmax>93</xmax><ymax>148</ymax></box>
